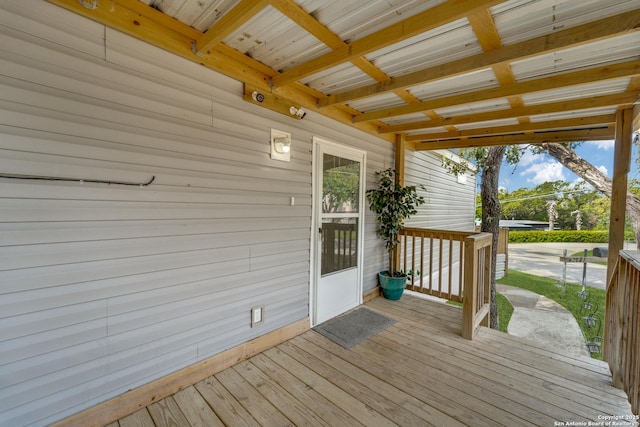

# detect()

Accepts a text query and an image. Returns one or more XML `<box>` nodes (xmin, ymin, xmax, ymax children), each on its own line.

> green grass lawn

<box><xmin>496</xmin><ymin>293</ymin><xmax>514</xmax><ymax>334</ymax></box>
<box><xmin>497</xmin><ymin>270</ymin><xmax>606</xmax><ymax>359</ymax></box>
<box><xmin>447</xmin><ymin>293</ymin><xmax>514</xmax><ymax>334</ymax></box>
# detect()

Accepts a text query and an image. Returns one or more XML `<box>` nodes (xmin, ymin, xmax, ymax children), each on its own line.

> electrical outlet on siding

<box><xmin>251</xmin><ymin>306</ymin><xmax>264</xmax><ymax>327</ymax></box>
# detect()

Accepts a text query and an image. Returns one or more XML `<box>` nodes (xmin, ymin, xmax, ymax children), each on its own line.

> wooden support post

<box><xmin>394</xmin><ymin>134</ymin><xmax>406</xmax><ymax>271</ymax></box>
<box><xmin>395</xmin><ymin>133</ymin><xmax>406</xmax><ymax>186</ymax></box>
<box><xmin>462</xmin><ymin>235</ymin><xmax>478</xmax><ymax>340</ymax></box>
<box><xmin>607</xmin><ymin>108</ymin><xmax>633</xmax><ymax>284</ymax></box>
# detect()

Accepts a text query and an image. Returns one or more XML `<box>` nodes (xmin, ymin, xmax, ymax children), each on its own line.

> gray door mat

<box><xmin>313</xmin><ymin>307</ymin><xmax>396</xmax><ymax>349</ymax></box>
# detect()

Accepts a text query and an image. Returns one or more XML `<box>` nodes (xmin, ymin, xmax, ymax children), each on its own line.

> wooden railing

<box><xmin>399</xmin><ymin>228</ymin><xmax>492</xmax><ymax>340</ymax></box>
<box><xmin>461</xmin><ymin>232</ymin><xmax>492</xmax><ymax>340</ymax></box>
<box><xmin>604</xmin><ymin>250</ymin><xmax>640</xmax><ymax>415</ymax></box>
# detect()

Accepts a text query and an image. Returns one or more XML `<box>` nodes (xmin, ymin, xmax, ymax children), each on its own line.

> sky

<box><xmin>497</xmin><ymin>140</ymin><xmax>640</xmax><ymax>193</ymax></box>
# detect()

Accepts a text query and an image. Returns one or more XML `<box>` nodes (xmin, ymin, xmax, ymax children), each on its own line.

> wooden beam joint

<box><xmin>244</xmin><ymin>85</ymin><xmax>307</xmax><ymax>120</ymax></box>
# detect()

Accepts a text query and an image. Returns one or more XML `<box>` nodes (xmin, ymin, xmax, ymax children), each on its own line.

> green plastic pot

<box><xmin>378</xmin><ymin>271</ymin><xmax>407</xmax><ymax>300</ymax></box>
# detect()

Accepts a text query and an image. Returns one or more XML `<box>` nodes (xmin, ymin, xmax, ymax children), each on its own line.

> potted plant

<box><xmin>366</xmin><ymin>168</ymin><xmax>425</xmax><ymax>300</ymax></box>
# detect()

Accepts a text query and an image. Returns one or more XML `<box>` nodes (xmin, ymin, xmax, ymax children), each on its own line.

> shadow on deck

<box><xmin>114</xmin><ymin>295</ymin><xmax>634</xmax><ymax>426</ymax></box>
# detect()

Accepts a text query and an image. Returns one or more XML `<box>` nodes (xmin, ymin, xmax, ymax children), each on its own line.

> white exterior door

<box><xmin>312</xmin><ymin>138</ymin><xmax>365</xmax><ymax>325</ymax></box>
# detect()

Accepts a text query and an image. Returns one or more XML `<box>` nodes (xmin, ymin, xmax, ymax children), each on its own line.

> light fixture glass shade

<box><xmin>274</xmin><ymin>137</ymin><xmax>291</xmax><ymax>154</ymax></box>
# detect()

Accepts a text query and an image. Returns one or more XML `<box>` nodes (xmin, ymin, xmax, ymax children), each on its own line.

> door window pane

<box><xmin>322</xmin><ymin>154</ymin><xmax>360</xmax><ymax>213</ymax></box>
<box><xmin>321</xmin><ymin>218</ymin><xmax>358</xmax><ymax>275</ymax></box>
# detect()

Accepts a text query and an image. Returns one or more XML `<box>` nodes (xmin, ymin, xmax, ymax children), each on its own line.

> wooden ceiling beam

<box><xmin>319</xmin><ymin>10</ymin><xmax>640</xmax><ymax>108</ymax></box>
<box><xmin>270</xmin><ymin>0</ymin><xmax>391</xmax><ymax>83</ymax></box>
<box><xmin>467</xmin><ymin>9</ymin><xmax>501</xmax><ymax>51</ymax></box>
<box><xmin>379</xmin><ymin>92</ymin><xmax>639</xmax><ymax>133</ymax></box>
<box><xmin>44</xmin><ymin>0</ymin><xmax>394</xmax><ymax>144</ymax></box>
<box><xmin>45</xmin><ymin>0</ymin><xmax>271</xmax><ymax>88</ymax></box>
<box><xmin>195</xmin><ymin>0</ymin><xmax>270</xmax><ymax>55</ymax></box>
<box><xmin>414</xmin><ymin>128</ymin><xmax>615</xmax><ymax>150</ymax></box>
<box><xmin>270</xmin><ymin>0</ymin><xmax>505</xmax><ymax>88</ymax></box>
<box><xmin>272</xmin><ymin>0</ymin><xmax>430</xmax><ymax>127</ymax></box>
<box><xmin>467</xmin><ymin>8</ymin><xmax>531</xmax><ymax>128</ymax></box>
<box><xmin>270</xmin><ymin>0</ymin><xmax>343</xmax><ymax>48</ymax></box>
<box><xmin>406</xmin><ymin>114</ymin><xmax>616</xmax><ymax>142</ymax></box>
<box><xmin>354</xmin><ymin>59</ymin><xmax>640</xmax><ymax>123</ymax></box>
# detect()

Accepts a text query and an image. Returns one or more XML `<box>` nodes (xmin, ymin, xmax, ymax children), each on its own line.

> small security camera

<box><xmin>252</xmin><ymin>91</ymin><xmax>265</xmax><ymax>103</ymax></box>
<box><xmin>289</xmin><ymin>106</ymin><xmax>306</xmax><ymax>119</ymax></box>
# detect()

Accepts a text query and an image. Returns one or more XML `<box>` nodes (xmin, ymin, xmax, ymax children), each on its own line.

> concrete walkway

<box><xmin>497</xmin><ymin>283</ymin><xmax>589</xmax><ymax>358</ymax></box>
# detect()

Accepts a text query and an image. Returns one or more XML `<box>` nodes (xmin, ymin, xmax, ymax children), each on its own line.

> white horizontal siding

<box><xmin>404</xmin><ymin>150</ymin><xmax>477</xmax><ymax>231</ymax></box>
<box><xmin>496</xmin><ymin>253</ymin><xmax>507</xmax><ymax>280</ymax></box>
<box><xmin>400</xmin><ymin>151</ymin><xmax>476</xmax><ymax>297</ymax></box>
<box><xmin>0</xmin><ymin>2</ymin><xmax>398</xmax><ymax>426</ymax></box>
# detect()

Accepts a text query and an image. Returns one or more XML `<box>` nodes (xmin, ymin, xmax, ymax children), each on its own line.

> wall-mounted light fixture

<box><xmin>270</xmin><ymin>129</ymin><xmax>291</xmax><ymax>162</ymax></box>
<box><xmin>273</xmin><ymin>136</ymin><xmax>291</xmax><ymax>154</ymax></box>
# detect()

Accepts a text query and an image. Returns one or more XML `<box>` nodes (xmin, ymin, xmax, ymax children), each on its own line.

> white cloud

<box><xmin>585</xmin><ymin>140</ymin><xmax>614</xmax><ymax>150</ymax></box>
<box><xmin>517</xmin><ymin>148</ymin><xmax>538</xmax><ymax>167</ymax></box>
<box><xmin>597</xmin><ymin>165</ymin><xmax>608</xmax><ymax>176</ymax></box>
<box><xmin>521</xmin><ymin>161</ymin><xmax>565</xmax><ymax>185</ymax></box>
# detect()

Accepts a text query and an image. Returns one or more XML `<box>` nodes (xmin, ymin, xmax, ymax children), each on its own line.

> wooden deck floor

<box><xmin>111</xmin><ymin>295</ymin><xmax>635</xmax><ymax>427</ymax></box>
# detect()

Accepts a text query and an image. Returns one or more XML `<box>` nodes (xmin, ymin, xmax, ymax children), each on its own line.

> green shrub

<box><xmin>508</xmin><ymin>229</ymin><xmax>635</xmax><ymax>243</ymax></box>
<box><xmin>509</xmin><ymin>230</ymin><xmax>610</xmax><ymax>243</ymax></box>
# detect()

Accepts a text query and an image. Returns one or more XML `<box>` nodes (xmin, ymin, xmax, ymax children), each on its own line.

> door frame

<box><xmin>310</xmin><ymin>136</ymin><xmax>366</xmax><ymax>326</ymax></box>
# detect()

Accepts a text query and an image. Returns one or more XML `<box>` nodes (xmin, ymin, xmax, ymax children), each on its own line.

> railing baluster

<box><xmin>605</xmin><ymin>250</ymin><xmax>640</xmax><ymax>415</ymax></box>
<box><xmin>457</xmin><ymin>237</ymin><xmax>464</xmax><ymax>300</ymax></box>
<box><xmin>402</xmin><ymin>231</ymin><xmax>408</xmax><ymax>275</ymax></box>
<box><xmin>429</xmin><ymin>233</ymin><xmax>433</xmax><ymax>292</ymax></box>
<box><xmin>411</xmin><ymin>231</ymin><xmax>416</xmax><ymax>288</ymax></box>
<box><xmin>447</xmin><ymin>234</ymin><xmax>453</xmax><ymax>300</ymax></box>
<box><xmin>438</xmin><ymin>237</ymin><xmax>443</xmax><ymax>295</ymax></box>
<box><xmin>420</xmin><ymin>234</ymin><xmax>425</xmax><ymax>293</ymax></box>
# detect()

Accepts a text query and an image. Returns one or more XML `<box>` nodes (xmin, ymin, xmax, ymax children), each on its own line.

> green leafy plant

<box><xmin>366</xmin><ymin>169</ymin><xmax>425</xmax><ymax>278</ymax></box>
<box><xmin>509</xmin><ymin>230</ymin><xmax>613</xmax><ymax>243</ymax></box>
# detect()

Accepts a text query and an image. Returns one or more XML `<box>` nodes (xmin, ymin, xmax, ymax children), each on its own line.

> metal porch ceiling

<box><xmin>48</xmin><ymin>0</ymin><xmax>640</xmax><ymax>149</ymax></box>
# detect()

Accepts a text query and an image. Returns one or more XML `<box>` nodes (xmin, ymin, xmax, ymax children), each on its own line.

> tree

<box><xmin>445</xmin><ymin>139</ymin><xmax>640</xmax><ymax>329</ymax></box>
<box><xmin>444</xmin><ymin>146</ymin><xmax>518</xmax><ymax>330</ymax></box>
<box><xmin>479</xmin><ymin>146</ymin><xmax>505</xmax><ymax>329</ymax></box>
<box><xmin>322</xmin><ymin>162</ymin><xmax>360</xmax><ymax>213</ymax></box>
<box><xmin>547</xmin><ymin>200</ymin><xmax>558</xmax><ymax>230</ymax></box>
<box><xmin>499</xmin><ymin>180</ymin><xmax>601</xmax><ymax>229</ymax></box>
<box><xmin>540</xmin><ymin>143</ymin><xmax>640</xmax><ymax>248</ymax></box>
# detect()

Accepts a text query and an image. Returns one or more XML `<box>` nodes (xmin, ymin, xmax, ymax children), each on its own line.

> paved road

<box><xmin>508</xmin><ymin>242</ymin><xmax>614</xmax><ymax>290</ymax></box>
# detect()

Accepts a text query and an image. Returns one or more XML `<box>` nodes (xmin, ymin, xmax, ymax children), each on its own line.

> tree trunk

<box><xmin>480</xmin><ymin>146</ymin><xmax>505</xmax><ymax>330</ymax></box>
<box><xmin>542</xmin><ymin>143</ymin><xmax>640</xmax><ymax>249</ymax></box>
